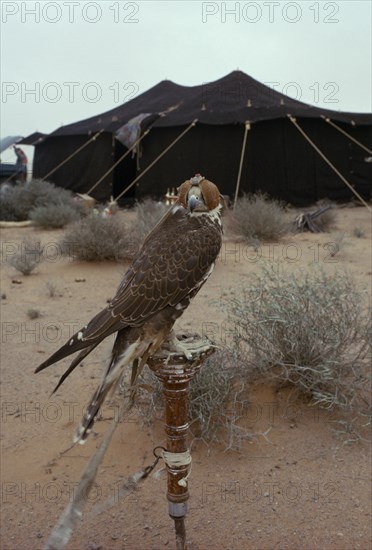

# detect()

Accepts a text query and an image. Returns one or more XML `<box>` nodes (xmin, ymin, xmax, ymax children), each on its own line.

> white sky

<box><xmin>1</xmin><ymin>0</ymin><xmax>371</xmax><ymax>162</ymax></box>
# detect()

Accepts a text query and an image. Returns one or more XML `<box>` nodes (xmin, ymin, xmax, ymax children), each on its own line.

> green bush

<box><xmin>232</xmin><ymin>192</ymin><xmax>289</xmax><ymax>242</ymax></box>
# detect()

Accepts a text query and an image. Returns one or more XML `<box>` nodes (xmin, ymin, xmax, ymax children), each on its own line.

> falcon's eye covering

<box><xmin>188</xmin><ymin>174</ymin><xmax>206</xmax><ymax>203</ymax></box>
<box><xmin>177</xmin><ymin>175</ymin><xmax>220</xmax><ymax>211</ymax></box>
<box><xmin>188</xmin><ymin>185</ymin><xmax>203</xmax><ymax>201</ymax></box>
<box><xmin>187</xmin><ymin>185</ymin><xmax>207</xmax><ymax>212</ymax></box>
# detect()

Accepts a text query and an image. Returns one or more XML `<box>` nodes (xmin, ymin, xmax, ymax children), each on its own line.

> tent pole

<box><xmin>86</xmin><ymin>128</ymin><xmax>151</xmax><ymax>196</ymax></box>
<box><xmin>233</xmin><ymin>122</ymin><xmax>250</xmax><ymax>210</ymax></box>
<box><xmin>323</xmin><ymin>117</ymin><xmax>372</xmax><ymax>155</ymax></box>
<box><xmin>288</xmin><ymin>115</ymin><xmax>371</xmax><ymax>212</ymax></box>
<box><xmin>114</xmin><ymin>119</ymin><xmax>198</xmax><ymax>202</ymax></box>
<box><xmin>42</xmin><ymin>130</ymin><xmax>104</xmax><ymax>181</ymax></box>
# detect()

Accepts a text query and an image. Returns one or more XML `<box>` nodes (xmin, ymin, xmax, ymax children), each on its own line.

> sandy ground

<box><xmin>0</xmin><ymin>206</ymin><xmax>371</xmax><ymax>550</ymax></box>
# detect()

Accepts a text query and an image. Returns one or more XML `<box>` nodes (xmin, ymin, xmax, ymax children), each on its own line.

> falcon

<box><xmin>35</xmin><ymin>175</ymin><xmax>223</xmax><ymax>443</ymax></box>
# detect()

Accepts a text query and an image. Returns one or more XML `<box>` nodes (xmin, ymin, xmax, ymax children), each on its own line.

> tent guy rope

<box><xmin>288</xmin><ymin>115</ymin><xmax>371</xmax><ymax>212</ymax></box>
<box><xmin>233</xmin><ymin>121</ymin><xmax>251</xmax><ymax>210</ymax></box>
<box><xmin>323</xmin><ymin>117</ymin><xmax>372</xmax><ymax>155</ymax></box>
<box><xmin>114</xmin><ymin>119</ymin><xmax>198</xmax><ymax>202</ymax></box>
<box><xmin>42</xmin><ymin>130</ymin><xmax>104</xmax><ymax>181</ymax></box>
<box><xmin>86</xmin><ymin>128</ymin><xmax>151</xmax><ymax>195</ymax></box>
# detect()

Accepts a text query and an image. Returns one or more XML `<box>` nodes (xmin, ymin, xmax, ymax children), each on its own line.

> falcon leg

<box><xmin>179</xmin><ymin>336</ymin><xmax>219</xmax><ymax>355</ymax></box>
<box><xmin>164</xmin><ymin>332</ymin><xmax>193</xmax><ymax>360</ymax></box>
<box><xmin>165</xmin><ymin>332</ymin><xmax>217</xmax><ymax>360</ymax></box>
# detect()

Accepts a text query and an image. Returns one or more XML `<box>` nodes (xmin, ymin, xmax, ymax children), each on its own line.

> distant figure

<box><xmin>13</xmin><ymin>145</ymin><xmax>28</xmax><ymax>183</ymax></box>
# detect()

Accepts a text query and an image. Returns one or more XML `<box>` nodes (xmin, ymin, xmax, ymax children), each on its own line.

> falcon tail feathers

<box><xmin>74</xmin><ymin>384</ymin><xmax>112</xmax><ymax>444</ymax></box>
<box><xmin>34</xmin><ymin>332</ymin><xmax>99</xmax><ymax>374</ymax></box>
<box><xmin>74</xmin><ymin>339</ymin><xmax>144</xmax><ymax>444</ymax></box>
<box><xmin>34</xmin><ymin>308</ymin><xmax>125</xmax><ymax>375</ymax></box>
<box><xmin>51</xmin><ymin>343</ymin><xmax>100</xmax><ymax>395</ymax></box>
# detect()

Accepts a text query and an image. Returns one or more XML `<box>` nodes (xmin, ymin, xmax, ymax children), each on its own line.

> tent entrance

<box><xmin>112</xmin><ymin>140</ymin><xmax>137</xmax><ymax>205</ymax></box>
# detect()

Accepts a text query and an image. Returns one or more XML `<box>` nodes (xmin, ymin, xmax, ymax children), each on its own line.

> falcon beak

<box><xmin>188</xmin><ymin>195</ymin><xmax>207</xmax><ymax>213</ymax></box>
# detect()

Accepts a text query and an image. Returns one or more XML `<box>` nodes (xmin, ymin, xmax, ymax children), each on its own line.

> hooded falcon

<box><xmin>35</xmin><ymin>175</ymin><xmax>223</xmax><ymax>443</ymax></box>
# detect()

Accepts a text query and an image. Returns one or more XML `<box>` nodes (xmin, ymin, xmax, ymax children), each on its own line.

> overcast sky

<box><xmin>1</xmin><ymin>0</ymin><xmax>371</xmax><ymax>159</ymax></box>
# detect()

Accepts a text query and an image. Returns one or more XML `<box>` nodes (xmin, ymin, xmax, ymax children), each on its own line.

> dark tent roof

<box><xmin>50</xmin><ymin>71</ymin><xmax>371</xmax><ymax>138</ymax></box>
<box><xmin>18</xmin><ymin>132</ymin><xmax>47</xmax><ymax>146</ymax></box>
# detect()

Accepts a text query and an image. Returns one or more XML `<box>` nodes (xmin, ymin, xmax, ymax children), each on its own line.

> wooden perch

<box><xmin>147</xmin><ymin>333</ymin><xmax>215</xmax><ymax>550</ymax></box>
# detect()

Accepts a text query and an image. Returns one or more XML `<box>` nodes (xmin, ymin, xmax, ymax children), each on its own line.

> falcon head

<box><xmin>177</xmin><ymin>174</ymin><xmax>221</xmax><ymax>213</ymax></box>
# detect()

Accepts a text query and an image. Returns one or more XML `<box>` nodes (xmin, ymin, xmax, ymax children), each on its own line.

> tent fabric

<box><xmin>30</xmin><ymin>71</ymin><xmax>372</xmax><ymax>206</ymax></box>
<box><xmin>47</xmin><ymin>71</ymin><xmax>372</xmax><ymax>137</ymax></box>
<box><xmin>18</xmin><ymin>132</ymin><xmax>47</xmax><ymax>146</ymax></box>
<box><xmin>115</xmin><ymin>113</ymin><xmax>153</xmax><ymax>149</ymax></box>
<box><xmin>33</xmin><ymin>133</ymin><xmax>114</xmax><ymax>202</ymax></box>
<box><xmin>50</xmin><ymin>80</ymin><xmax>184</xmax><ymax>137</ymax></box>
<box><xmin>133</xmin><ymin>119</ymin><xmax>371</xmax><ymax>205</ymax></box>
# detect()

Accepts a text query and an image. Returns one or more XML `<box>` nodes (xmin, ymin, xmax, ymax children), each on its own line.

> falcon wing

<box><xmin>87</xmin><ymin>205</ymin><xmax>221</xmax><ymax>333</ymax></box>
<box><xmin>35</xmin><ymin>205</ymin><xmax>221</xmax><ymax>375</ymax></box>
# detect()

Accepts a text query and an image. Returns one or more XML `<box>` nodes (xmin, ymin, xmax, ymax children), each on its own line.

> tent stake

<box><xmin>147</xmin><ymin>334</ymin><xmax>214</xmax><ymax>550</ymax></box>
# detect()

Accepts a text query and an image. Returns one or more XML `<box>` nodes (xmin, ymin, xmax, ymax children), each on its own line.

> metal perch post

<box><xmin>147</xmin><ymin>334</ymin><xmax>215</xmax><ymax>550</ymax></box>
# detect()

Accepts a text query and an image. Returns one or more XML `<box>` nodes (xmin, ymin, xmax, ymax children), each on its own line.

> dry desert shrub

<box><xmin>232</xmin><ymin>192</ymin><xmax>290</xmax><ymax>242</ymax></box>
<box><xmin>352</xmin><ymin>226</ymin><xmax>365</xmax><ymax>238</ymax></box>
<box><xmin>30</xmin><ymin>203</ymin><xmax>81</xmax><ymax>229</ymax></box>
<box><xmin>227</xmin><ymin>265</ymin><xmax>370</xmax><ymax>415</ymax></box>
<box><xmin>60</xmin><ymin>213</ymin><xmax>132</xmax><ymax>262</ymax></box>
<box><xmin>27</xmin><ymin>308</ymin><xmax>41</xmax><ymax>319</ymax></box>
<box><xmin>59</xmin><ymin>200</ymin><xmax>169</xmax><ymax>262</ymax></box>
<box><xmin>7</xmin><ymin>239</ymin><xmax>44</xmax><ymax>275</ymax></box>
<box><xmin>187</xmin><ymin>349</ymin><xmax>251</xmax><ymax>446</ymax></box>
<box><xmin>0</xmin><ymin>193</ymin><xmax>19</xmax><ymax>222</ymax></box>
<box><xmin>0</xmin><ymin>179</ymin><xmax>80</xmax><ymax>222</ymax></box>
<box><xmin>137</xmin><ymin>349</ymin><xmax>254</xmax><ymax>450</ymax></box>
<box><xmin>45</xmin><ymin>280</ymin><xmax>62</xmax><ymax>298</ymax></box>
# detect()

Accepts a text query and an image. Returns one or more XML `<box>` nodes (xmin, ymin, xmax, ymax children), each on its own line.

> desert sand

<box><xmin>1</xmin><ymin>205</ymin><xmax>371</xmax><ymax>550</ymax></box>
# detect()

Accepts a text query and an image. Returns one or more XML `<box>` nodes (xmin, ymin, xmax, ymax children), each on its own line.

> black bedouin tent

<box><xmin>27</xmin><ymin>71</ymin><xmax>372</xmax><ymax>205</ymax></box>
